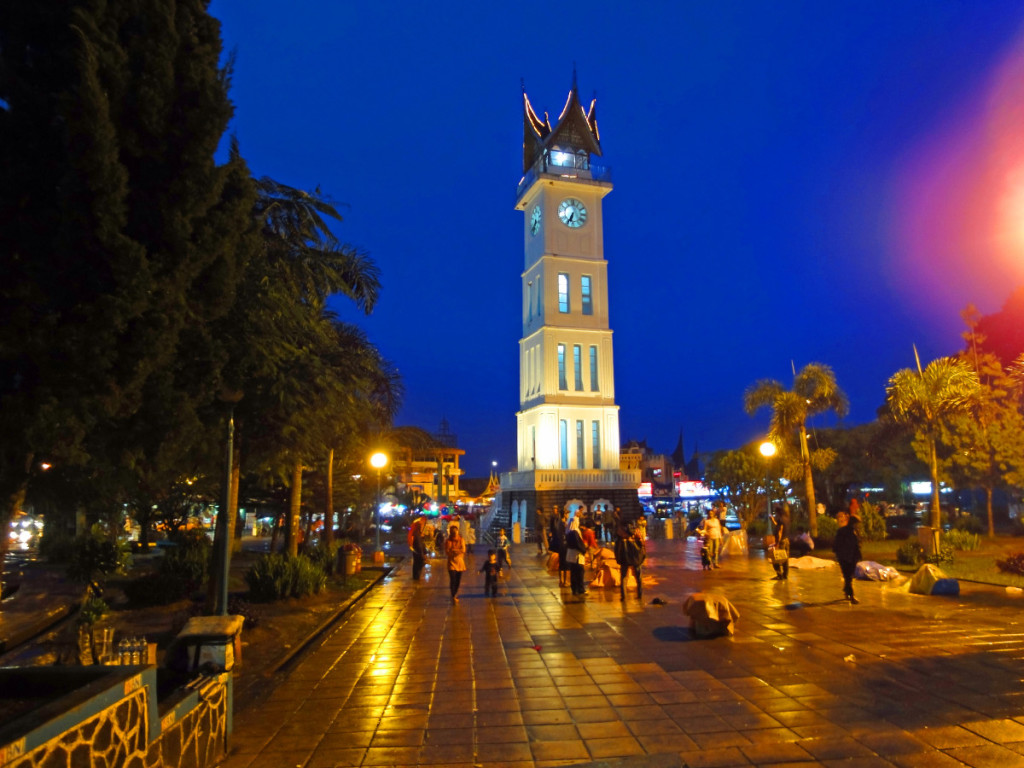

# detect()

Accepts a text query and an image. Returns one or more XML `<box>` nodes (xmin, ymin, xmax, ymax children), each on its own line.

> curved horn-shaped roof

<box><xmin>522</xmin><ymin>90</ymin><xmax>551</xmax><ymax>172</ymax></box>
<box><xmin>522</xmin><ymin>78</ymin><xmax>602</xmax><ymax>173</ymax></box>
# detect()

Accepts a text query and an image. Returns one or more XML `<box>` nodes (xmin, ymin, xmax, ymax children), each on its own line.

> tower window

<box><xmin>576</xmin><ymin>420</ymin><xmax>585</xmax><ymax>469</ymax></box>
<box><xmin>559</xmin><ymin>420</ymin><xmax>568</xmax><ymax>470</ymax></box>
<box><xmin>581</xmin><ymin>276</ymin><xmax>593</xmax><ymax>315</ymax></box>
<box><xmin>592</xmin><ymin>421</ymin><xmax>601</xmax><ymax>469</ymax></box>
<box><xmin>557</xmin><ymin>344</ymin><xmax>567</xmax><ymax>390</ymax></box>
<box><xmin>589</xmin><ymin>346</ymin><xmax>599</xmax><ymax>391</ymax></box>
<box><xmin>558</xmin><ymin>273</ymin><xmax>569</xmax><ymax>313</ymax></box>
<box><xmin>573</xmin><ymin>345</ymin><xmax>583</xmax><ymax>390</ymax></box>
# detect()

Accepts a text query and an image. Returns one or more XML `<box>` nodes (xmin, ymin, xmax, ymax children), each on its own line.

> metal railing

<box><xmin>517</xmin><ymin>153</ymin><xmax>612</xmax><ymax>198</ymax></box>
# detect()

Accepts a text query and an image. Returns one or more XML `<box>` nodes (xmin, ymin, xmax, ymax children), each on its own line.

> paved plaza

<box><xmin>221</xmin><ymin>538</ymin><xmax>1024</xmax><ymax>768</ymax></box>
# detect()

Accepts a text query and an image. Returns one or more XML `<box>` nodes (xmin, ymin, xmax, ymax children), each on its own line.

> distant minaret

<box><xmin>501</xmin><ymin>74</ymin><xmax>641</xmax><ymax>530</ymax></box>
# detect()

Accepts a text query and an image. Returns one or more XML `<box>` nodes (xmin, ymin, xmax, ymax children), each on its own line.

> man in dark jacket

<box><xmin>833</xmin><ymin>511</ymin><xmax>862</xmax><ymax>604</ymax></box>
<box><xmin>614</xmin><ymin>523</ymin><xmax>646</xmax><ymax>601</ymax></box>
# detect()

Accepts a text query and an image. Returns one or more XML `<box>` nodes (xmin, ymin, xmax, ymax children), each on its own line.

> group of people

<box><xmin>409</xmin><ymin>515</ymin><xmax>511</xmax><ymax>602</ymax></box>
<box><xmin>763</xmin><ymin>501</ymin><xmax>863</xmax><ymax>603</ymax></box>
<box><xmin>410</xmin><ymin>498</ymin><xmax>864</xmax><ymax>606</ymax></box>
<box><xmin>542</xmin><ymin>504</ymin><xmax>646</xmax><ymax>601</ymax></box>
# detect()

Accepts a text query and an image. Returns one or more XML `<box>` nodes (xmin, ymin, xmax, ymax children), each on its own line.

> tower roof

<box><xmin>522</xmin><ymin>77</ymin><xmax>602</xmax><ymax>173</ymax></box>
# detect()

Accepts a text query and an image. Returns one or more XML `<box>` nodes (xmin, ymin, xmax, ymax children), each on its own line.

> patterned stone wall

<box><xmin>1</xmin><ymin>674</ymin><xmax>228</xmax><ymax>768</ymax></box>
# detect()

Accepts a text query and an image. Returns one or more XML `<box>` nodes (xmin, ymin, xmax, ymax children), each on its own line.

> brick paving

<box><xmin>220</xmin><ymin>538</ymin><xmax>1024</xmax><ymax>768</ymax></box>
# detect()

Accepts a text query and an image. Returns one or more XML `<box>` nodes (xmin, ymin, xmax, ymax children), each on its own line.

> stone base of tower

<box><xmin>498</xmin><ymin>468</ymin><xmax>643</xmax><ymax>538</ymax></box>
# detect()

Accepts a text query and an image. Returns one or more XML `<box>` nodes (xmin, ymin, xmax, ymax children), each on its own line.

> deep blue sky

<box><xmin>212</xmin><ymin>2</ymin><xmax>1024</xmax><ymax>477</ymax></box>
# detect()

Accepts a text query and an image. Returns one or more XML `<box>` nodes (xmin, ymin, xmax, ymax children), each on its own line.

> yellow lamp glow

<box><xmin>759</xmin><ymin>441</ymin><xmax>776</xmax><ymax>459</ymax></box>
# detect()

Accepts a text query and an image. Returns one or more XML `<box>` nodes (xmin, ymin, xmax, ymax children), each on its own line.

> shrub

<box><xmin>66</xmin><ymin>526</ymin><xmax>131</xmax><ymax>585</ymax></box>
<box><xmin>160</xmin><ymin>529</ymin><xmax>211</xmax><ymax>590</ymax></box>
<box><xmin>952</xmin><ymin>514</ymin><xmax>983</xmax><ymax>534</ymax></box>
<box><xmin>122</xmin><ymin>572</ymin><xmax>188</xmax><ymax>607</ymax></box>
<box><xmin>925</xmin><ymin>543</ymin><xmax>954</xmax><ymax>566</ymax></box>
<box><xmin>290</xmin><ymin>555</ymin><xmax>328</xmax><ymax>596</ymax></box>
<box><xmin>942</xmin><ymin>528</ymin><xmax>980</xmax><ymax>552</ymax></box>
<box><xmin>897</xmin><ymin>541</ymin><xmax>922</xmax><ymax>566</ymax></box>
<box><xmin>814</xmin><ymin>514</ymin><xmax>838</xmax><ymax>548</ymax></box>
<box><xmin>245</xmin><ymin>554</ymin><xmax>327</xmax><ymax>601</ymax></box>
<box><xmin>858</xmin><ymin>502</ymin><xmax>887</xmax><ymax>542</ymax></box>
<box><xmin>39</xmin><ymin>530</ymin><xmax>77</xmax><ymax>563</ymax></box>
<box><xmin>308</xmin><ymin>541</ymin><xmax>341</xmax><ymax>576</ymax></box>
<box><xmin>996</xmin><ymin>552</ymin><xmax>1024</xmax><ymax>576</ymax></box>
<box><xmin>78</xmin><ymin>595</ymin><xmax>108</xmax><ymax>626</ymax></box>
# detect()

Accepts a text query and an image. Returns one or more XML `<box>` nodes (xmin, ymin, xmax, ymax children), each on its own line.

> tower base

<box><xmin>498</xmin><ymin>468</ymin><xmax>643</xmax><ymax>538</ymax></box>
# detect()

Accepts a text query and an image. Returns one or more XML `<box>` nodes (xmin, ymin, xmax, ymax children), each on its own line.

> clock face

<box><xmin>557</xmin><ymin>198</ymin><xmax>588</xmax><ymax>228</ymax></box>
<box><xmin>530</xmin><ymin>205</ymin><xmax>542</xmax><ymax>235</ymax></box>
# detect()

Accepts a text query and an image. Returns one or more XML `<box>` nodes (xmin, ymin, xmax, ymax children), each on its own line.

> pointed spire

<box><xmin>672</xmin><ymin>429</ymin><xmax>685</xmax><ymax>468</ymax></box>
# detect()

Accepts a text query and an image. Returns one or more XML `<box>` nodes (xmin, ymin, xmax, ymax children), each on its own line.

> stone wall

<box><xmin>0</xmin><ymin>668</ymin><xmax>229</xmax><ymax>768</ymax></box>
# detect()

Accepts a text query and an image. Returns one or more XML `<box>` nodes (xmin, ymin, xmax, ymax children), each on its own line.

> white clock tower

<box><xmin>501</xmin><ymin>75</ymin><xmax>641</xmax><ymax>528</ymax></box>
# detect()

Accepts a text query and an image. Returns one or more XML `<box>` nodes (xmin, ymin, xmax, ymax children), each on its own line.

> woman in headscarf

<box><xmin>565</xmin><ymin>514</ymin><xmax>587</xmax><ymax>598</ymax></box>
<box><xmin>445</xmin><ymin>523</ymin><xmax>467</xmax><ymax>602</ymax></box>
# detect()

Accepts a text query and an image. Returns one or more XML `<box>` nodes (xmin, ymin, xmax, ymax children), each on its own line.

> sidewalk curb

<box><xmin>264</xmin><ymin>561</ymin><xmax>400</xmax><ymax>677</ymax></box>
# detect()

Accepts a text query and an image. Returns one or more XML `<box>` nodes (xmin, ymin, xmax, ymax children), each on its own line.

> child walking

<box><xmin>481</xmin><ymin>549</ymin><xmax>500</xmax><ymax>597</ymax></box>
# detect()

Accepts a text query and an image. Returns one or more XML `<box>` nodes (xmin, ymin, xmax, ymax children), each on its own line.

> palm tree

<box><xmin>209</xmin><ymin>175</ymin><xmax>382</xmax><ymax>577</ymax></box>
<box><xmin>886</xmin><ymin>355</ymin><xmax>979</xmax><ymax>530</ymax></box>
<box><xmin>744</xmin><ymin>363</ymin><xmax>848</xmax><ymax>536</ymax></box>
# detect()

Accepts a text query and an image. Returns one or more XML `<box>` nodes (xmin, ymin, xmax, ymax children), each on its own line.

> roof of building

<box><xmin>522</xmin><ymin>74</ymin><xmax>601</xmax><ymax>173</ymax></box>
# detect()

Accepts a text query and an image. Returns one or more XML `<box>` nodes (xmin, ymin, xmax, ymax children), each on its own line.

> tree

<box><xmin>813</xmin><ymin>421</ymin><xmax>925</xmax><ymax>511</ymax></box>
<box><xmin>744</xmin><ymin>363</ymin><xmax>849</xmax><ymax>536</ymax></box>
<box><xmin>0</xmin><ymin>1</ymin><xmax>253</xmax><ymax>600</ymax></box>
<box><xmin>885</xmin><ymin>354</ymin><xmax>980</xmax><ymax>530</ymax></box>
<box><xmin>941</xmin><ymin>308</ymin><xmax>1024</xmax><ymax>537</ymax></box>
<box><xmin>705</xmin><ymin>446</ymin><xmax>787</xmax><ymax>528</ymax></box>
<box><xmin>975</xmin><ymin>286</ymin><xmax>1024</xmax><ymax>365</ymax></box>
<box><xmin>210</xmin><ymin>176</ymin><xmax>383</xmax><ymax>567</ymax></box>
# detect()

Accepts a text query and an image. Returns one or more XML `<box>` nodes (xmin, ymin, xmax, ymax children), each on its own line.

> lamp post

<box><xmin>370</xmin><ymin>452</ymin><xmax>388</xmax><ymax>552</ymax></box>
<box><xmin>759</xmin><ymin>441</ymin><xmax>776</xmax><ymax>531</ymax></box>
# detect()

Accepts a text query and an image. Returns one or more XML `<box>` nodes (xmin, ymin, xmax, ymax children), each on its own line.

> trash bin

<box><xmin>336</xmin><ymin>549</ymin><xmax>359</xmax><ymax>576</ymax></box>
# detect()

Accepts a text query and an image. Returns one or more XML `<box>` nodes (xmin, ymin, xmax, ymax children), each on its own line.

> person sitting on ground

<box><xmin>790</xmin><ymin>526</ymin><xmax>814</xmax><ymax>558</ymax></box>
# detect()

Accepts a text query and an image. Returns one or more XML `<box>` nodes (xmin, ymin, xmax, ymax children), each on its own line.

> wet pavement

<box><xmin>221</xmin><ymin>538</ymin><xmax>1024</xmax><ymax>768</ymax></box>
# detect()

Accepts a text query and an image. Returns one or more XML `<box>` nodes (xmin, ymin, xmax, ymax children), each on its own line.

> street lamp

<box><xmin>370</xmin><ymin>452</ymin><xmax>388</xmax><ymax>552</ymax></box>
<box><xmin>759</xmin><ymin>441</ymin><xmax>776</xmax><ymax>530</ymax></box>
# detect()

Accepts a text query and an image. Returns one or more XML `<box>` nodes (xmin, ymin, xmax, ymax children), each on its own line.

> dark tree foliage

<box><xmin>976</xmin><ymin>286</ymin><xmax>1024</xmax><ymax>365</ymax></box>
<box><xmin>0</xmin><ymin>2</ymin><xmax>255</xmax><ymax>571</ymax></box>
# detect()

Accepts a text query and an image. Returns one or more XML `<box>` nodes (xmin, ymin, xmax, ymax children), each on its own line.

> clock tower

<box><xmin>501</xmin><ymin>75</ymin><xmax>641</xmax><ymax>530</ymax></box>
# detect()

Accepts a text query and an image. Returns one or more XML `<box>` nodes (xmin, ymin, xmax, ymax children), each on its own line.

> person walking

<box><xmin>614</xmin><ymin>522</ymin><xmax>646</xmax><ymax>601</ymax></box>
<box><xmin>550</xmin><ymin>507</ymin><xmax>569</xmax><ymax>587</ymax></box>
<box><xmin>833</xmin><ymin>510</ymin><xmax>862</xmax><ymax>604</ymax></box>
<box><xmin>445</xmin><ymin>523</ymin><xmax>467</xmax><ymax>602</ymax></box>
<box><xmin>769</xmin><ymin>506</ymin><xmax>790</xmax><ymax>580</ymax></box>
<box><xmin>565</xmin><ymin>514</ymin><xmax>588</xmax><ymax>598</ymax></box>
<box><xmin>535</xmin><ymin>507</ymin><xmax>550</xmax><ymax>555</ymax></box>
<box><xmin>496</xmin><ymin>528</ymin><xmax>511</xmax><ymax>576</ymax></box>
<box><xmin>698</xmin><ymin>507</ymin><xmax>723</xmax><ymax>568</ymax></box>
<box><xmin>409</xmin><ymin>516</ymin><xmax>428</xmax><ymax>581</ymax></box>
<box><xmin>480</xmin><ymin>549</ymin><xmax>500</xmax><ymax>597</ymax></box>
